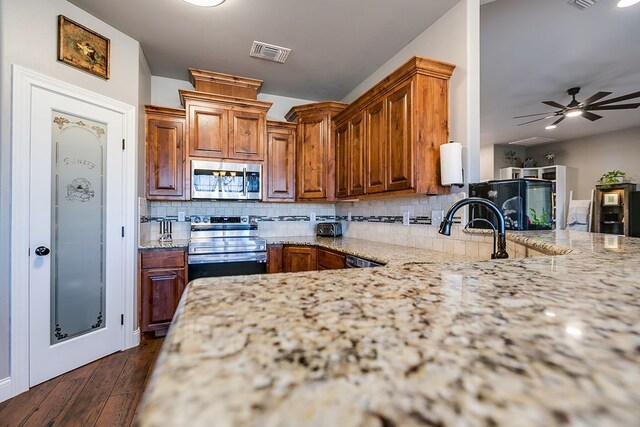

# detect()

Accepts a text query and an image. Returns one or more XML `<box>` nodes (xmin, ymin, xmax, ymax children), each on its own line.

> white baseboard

<box><xmin>0</xmin><ymin>377</ymin><xmax>12</xmax><ymax>403</ymax></box>
<box><xmin>131</xmin><ymin>328</ymin><xmax>141</xmax><ymax>348</ymax></box>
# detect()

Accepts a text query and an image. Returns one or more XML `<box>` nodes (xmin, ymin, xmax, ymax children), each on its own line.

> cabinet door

<box><xmin>366</xmin><ymin>100</ymin><xmax>386</xmax><ymax>194</ymax></box>
<box><xmin>335</xmin><ymin>122</ymin><xmax>349</xmax><ymax>198</ymax></box>
<box><xmin>267</xmin><ymin>244</ymin><xmax>284</xmax><ymax>273</ymax></box>
<box><xmin>266</xmin><ymin>127</ymin><xmax>295</xmax><ymax>200</ymax></box>
<box><xmin>349</xmin><ymin>113</ymin><xmax>366</xmax><ymax>196</ymax></box>
<box><xmin>387</xmin><ymin>82</ymin><xmax>413</xmax><ymax>191</ymax></box>
<box><xmin>317</xmin><ymin>248</ymin><xmax>346</xmax><ymax>270</ymax></box>
<box><xmin>283</xmin><ymin>246</ymin><xmax>317</xmax><ymax>272</ymax></box>
<box><xmin>229</xmin><ymin>110</ymin><xmax>265</xmax><ymax>161</ymax></box>
<box><xmin>146</xmin><ymin>116</ymin><xmax>186</xmax><ymax>200</ymax></box>
<box><xmin>297</xmin><ymin>114</ymin><xmax>328</xmax><ymax>200</ymax></box>
<box><xmin>141</xmin><ymin>268</ymin><xmax>186</xmax><ymax>332</ymax></box>
<box><xmin>188</xmin><ymin>104</ymin><xmax>228</xmax><ymax>158</ymax></box>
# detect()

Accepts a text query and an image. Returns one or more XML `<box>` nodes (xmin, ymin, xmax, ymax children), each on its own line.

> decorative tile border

<box><xmin>140</xmin><ymin>214</ymin><xmax>462</xmax><ymax>225</ymax></box>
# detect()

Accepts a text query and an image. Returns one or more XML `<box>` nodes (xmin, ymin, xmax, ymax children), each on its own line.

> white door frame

<box><xmin>10</xmin><ymin>65</ymin><xmax>139</xmax><ymax>397</ymax></box>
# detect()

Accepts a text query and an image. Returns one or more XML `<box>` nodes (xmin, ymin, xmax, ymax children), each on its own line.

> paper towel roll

<box><xmin>440</xmin><ymin>142</ymin><xmax>463</xmax><ymax>186</ymax></box>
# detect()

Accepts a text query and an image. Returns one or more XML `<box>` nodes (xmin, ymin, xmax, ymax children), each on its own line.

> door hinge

<box><xmin>121</xmin><ymin>226</ymin><xmax>125</xmax><ymax>237</ymax></box>
<box><xmin>122</xmin><ymin>139</ymin><xmax>125</xmax><ymax>150</ymax></box>
<box><xmin>121</xmin><ymin>314</ymin><xmax>124</xmax><ymax>325</ymax></box>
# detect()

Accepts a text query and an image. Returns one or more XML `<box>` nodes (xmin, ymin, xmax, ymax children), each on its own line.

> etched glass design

<box><xmin>51</xmin><ymin>112</ymin><xmax>106</xmax><ymax>344</ymax></box>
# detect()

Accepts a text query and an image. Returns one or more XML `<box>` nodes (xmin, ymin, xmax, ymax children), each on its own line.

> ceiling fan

<box><xmin>514</xmin><ymin>87</ymin><xmax>640</xmax><ymax>129</ymax></box>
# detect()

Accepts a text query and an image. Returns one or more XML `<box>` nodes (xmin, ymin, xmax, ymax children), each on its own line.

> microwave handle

<box><xmin>243</xmin><ymin>167</ymin><xmax>247</xmax><ymax>197</ymax></box>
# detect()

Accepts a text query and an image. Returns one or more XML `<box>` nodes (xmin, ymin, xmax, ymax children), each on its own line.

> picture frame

<box><xmin>602</xmin><ymin>192</ymin><xmax>620</xmax><ymax>206</ymax></box>
<box><xmin>57</xmin><ymin>15</ymin><xmax>110</xmax><ymax>80</ymax></box>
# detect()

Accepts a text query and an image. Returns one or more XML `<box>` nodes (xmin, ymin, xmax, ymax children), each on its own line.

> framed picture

<box><xmin>602</xmin><ymin>192</ymin><xmax>620</xmax><ymax>206</ymax></box>
<box><xmin>57</xmin><ymin>15</ymin><xmax>110</xmax><ymax>79</ymax></box>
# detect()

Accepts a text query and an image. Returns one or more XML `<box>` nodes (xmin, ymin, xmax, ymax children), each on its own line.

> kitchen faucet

<box><xmin>438</xmin><ymin>197</ymin><xmax>509</xmax><ymax>259</ymax></box>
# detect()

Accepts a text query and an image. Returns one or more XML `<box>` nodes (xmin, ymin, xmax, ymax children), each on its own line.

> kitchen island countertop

<box><xmin>137</xmin><ymin>230</ymin><xmax>640</xmax><ymax>427</ymax></box>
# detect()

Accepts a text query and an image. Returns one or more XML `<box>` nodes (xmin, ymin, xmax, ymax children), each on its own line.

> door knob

<box><xmin>35</xmin><ymin>246</ymin><xmax>50</xmax><ymax>256</ymax></box>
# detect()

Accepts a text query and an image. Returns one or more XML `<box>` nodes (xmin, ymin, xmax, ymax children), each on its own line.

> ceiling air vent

<box><xmin>508</xmin><ymin>137</ymin><xmax>555</xmax><ymax>147</ymax></box>
<box><xmin>249</xmin><ymin>41</ymin><xmax>291</xmax><ymax>64</ymax></box>
<box><xmin>567</xmin><ymin>0</ymin><xmax>600</xmax><ymax>10</ymax></box>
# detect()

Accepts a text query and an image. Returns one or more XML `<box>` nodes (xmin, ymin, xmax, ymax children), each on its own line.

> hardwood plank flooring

<box><xmin>0</xmin><ymin>337</ymin><xmax>163</xmax><ymax>427</ymax></box>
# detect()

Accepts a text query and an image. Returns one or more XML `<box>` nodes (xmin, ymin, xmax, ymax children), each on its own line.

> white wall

<box><xmin>525</xmin><ymin>126</ymin><xmax>640</xmax><ymax>199</ymax></box>
<box><xmin>0</xmin><ymin>0</ymin><xmax>143</xmax><ymax>387</ymax></box>
<box><xmin>343</xmin><ymin>0</ymin><xmax>480</xmax><ymax>185</ymax></box>
<box><xmin>150</xmin><ymin>76</ymin><xmax>314</xmax><ymax>122</ymax></box>
<box><xmin>479</xmin><ymin>144</ymin><xmax>494</xmax><ymax>181</ymax></box>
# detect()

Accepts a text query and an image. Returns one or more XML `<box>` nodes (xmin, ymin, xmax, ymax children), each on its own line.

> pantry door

<box><xmin>28</xmin><ymin>86</ymin><xmax>125</xmax><ymax>386</ymax></box>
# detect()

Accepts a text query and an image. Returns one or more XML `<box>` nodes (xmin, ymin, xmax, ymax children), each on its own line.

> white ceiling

<box><xmin>481</xmin><ymin>0</ymin><xmax>640</xmax><ymax>146</ymax></box>
<box><xmin>68</xmin><ymin>0</ymin><xmax>640</xmax><ymax>146</ymax></box>
<box><xmin>67</xmin><ymin>0</ymin><xmax>460</xmax><ymax>100</ymax></box>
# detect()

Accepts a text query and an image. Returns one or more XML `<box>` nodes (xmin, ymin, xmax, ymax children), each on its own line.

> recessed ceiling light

<box><xmin>617</xmin><ymin>0</ymin><xmax>640</xmax><ymax>7</ymax></box>
<box><xmin>183</xmin><ymin>0</ymin><xmax>226</xmax><ymax>7</ymax></box>
<box><xmin>545</xmin><ymin>124</ymin><xmax>557</xmax><ymax>130</ymax></box>
<box><xmin>565</xmin><ymin>108</ymin><xmax>583</xmax><ymax>118</ymax></box>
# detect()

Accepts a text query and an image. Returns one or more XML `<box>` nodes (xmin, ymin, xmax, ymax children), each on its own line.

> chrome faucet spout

<box><xmin>438</xmin><ymin>197</ymin><xmax>509</xmax><ymax>259</ymax></box>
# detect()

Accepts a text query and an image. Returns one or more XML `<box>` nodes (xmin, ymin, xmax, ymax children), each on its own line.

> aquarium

<box><xmin>468</xmin><ymin>179</ymin><xmax>553</xmax><ymax>231</ymax></box>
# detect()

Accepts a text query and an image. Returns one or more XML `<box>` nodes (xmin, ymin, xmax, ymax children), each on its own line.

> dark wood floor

<box><xmin>0</xmin><ymin>337</ymin><xmax>163</xmax><ymax>427</ymax></box>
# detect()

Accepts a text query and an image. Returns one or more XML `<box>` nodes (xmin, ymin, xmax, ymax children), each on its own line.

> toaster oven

<box><xmin>316</xmin><ymin>222</ymin><xmax>342</xmax><ymax>237</ymax></box>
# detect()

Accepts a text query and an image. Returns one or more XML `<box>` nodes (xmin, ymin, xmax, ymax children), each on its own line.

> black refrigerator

<box><xmin>468</xmin><ymin>179</ymin><xmax>554</xmax><ymax>231</ymax></box>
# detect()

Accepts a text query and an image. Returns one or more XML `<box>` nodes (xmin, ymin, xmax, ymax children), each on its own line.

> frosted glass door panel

<box><xmin>51</xmin><ymin>113</ymin><xmax>106</xmax><ymax>344</ymax></box>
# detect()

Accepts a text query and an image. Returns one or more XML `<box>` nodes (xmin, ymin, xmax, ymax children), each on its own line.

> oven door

<box><xmin>188</xmin><ymin>253</ymin><xmax>267</xmax><ymax>280</ymax></box>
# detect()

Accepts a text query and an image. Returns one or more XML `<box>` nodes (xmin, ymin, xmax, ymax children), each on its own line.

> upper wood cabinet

<box><xmin>145</xmin><ymin>106</ymin><xmax>187</xmax><ymax>200</ymax></box>
<box><xmin>180</xmin><ymin>90</ymin><xmax>271</xmax><ymax>162</ymax></box>
<box><xmin>265</xmin><ymin>121</ymin><xmax>296</xmax><ymax>202</ymax></box>
<box><xmin>333</xmin><ymin>56</ymin><xmax>455</xmax><ymax>199</ymax></box>
<box><xmin>285</xmin><ymin>102</ymin><xmax>348</xmax><ymax>201</ymax></box>
<box><xmin>188</xmin><ymin>68</ymin><xmax>263</xmax><ymax>100</ymax></box>
<box><xmin>335</xmin><ymin>122</ymin><xmax>349</xmax><ymax>198</ymax></box>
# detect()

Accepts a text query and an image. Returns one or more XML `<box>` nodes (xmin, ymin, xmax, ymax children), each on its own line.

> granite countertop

<box><xmin>139</xmin><ymin>239</ymin><xmax>190</xmax><ymax>250</ymax></box>
<box><xmin>137</xmin><ymin>231</ymin><xmax>640</xmax><ymax>427</ymax></box>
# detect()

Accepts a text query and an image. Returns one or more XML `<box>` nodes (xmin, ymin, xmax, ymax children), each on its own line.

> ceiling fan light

<box><xmin>565</xmin><ymin>108</ymin><xmax>583</xmax><ymax>117</ymax></box>
<box><xmin>617</xmin><ymin>0</ymin><xmax>640</xmax><ymax>7</ymax></box>
<box><xmin>545</xmin><ymin>124</ymin><xmax>557</xmax><ymax>130</ymax></box>
<box><xmin>183</xmin><ymin>0</ymin><xmax>226</xmax><ymax>7</ymax></box>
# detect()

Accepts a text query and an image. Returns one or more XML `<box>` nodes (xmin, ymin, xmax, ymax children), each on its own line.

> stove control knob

<box><xmin>203</xmin><ymin>217</ymin><xmax>210</xmax><ymax>223</ymax></box>
<box><xmin>241</xmin><ymin>217</ymin><xmax>248</xmax><ymax>223</ymax></box>
<box><xmin>193</xmin><ymin>216</ymin><xmax>201</xmax><ymax>223</ymax></box>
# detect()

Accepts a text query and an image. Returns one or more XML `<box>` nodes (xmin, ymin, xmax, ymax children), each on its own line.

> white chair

<box><xmin>565</xmin><ymin>189</ymin><xmax>594</xmax><ymax>232</ymax></box>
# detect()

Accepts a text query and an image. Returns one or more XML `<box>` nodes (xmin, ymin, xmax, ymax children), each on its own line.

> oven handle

<box><xmin>188</xmin><ymin>253</ymin><xmax>267</xmax><ymax>264</ymax></box>
<box><xmin>243</xmin><ymin>167</ymin><xmax>247</xmax><ymax>197</ymax></box>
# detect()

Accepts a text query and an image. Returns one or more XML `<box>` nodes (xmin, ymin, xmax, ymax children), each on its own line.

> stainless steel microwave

<box><xmin>191</xmin><ymin>160</ymin><xmax>262</xmax><ymax>200</ymax></box>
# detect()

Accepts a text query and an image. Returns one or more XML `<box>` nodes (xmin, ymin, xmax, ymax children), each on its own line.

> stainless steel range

<box><xmin>188</xmin><ymin>215</ymin><xmax>267</xmax><ymax>280</ymax></box>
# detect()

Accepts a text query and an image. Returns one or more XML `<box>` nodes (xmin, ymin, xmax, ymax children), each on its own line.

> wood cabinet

<box><xmin>283</xmin><ymin>246</ymin><xmax>317</xmax><ymax>272</ymax></box>
<box><xmin>333</xmin><ymin>56</ymin><xmax>455</xmax><ymax>199</ymax></box>
<box><xmin>139</xmin><ymin>249</ymin><xmax>188</xmax><ymax>334</ymax></box>
<box><xmin>316</xmin><ymin>248</ymin><xmax>346</xmax><ymax>270</ymax></box>
<box><xmin>265</xmin><ymin>121</ymin><xmax>296</xmax><ymax>201</ymax></box>
<box><xmin>335</xmin><ymin>122</ymin><xmax>350</xmax><ymax>198</ymax></box>
<box><xmin>145</xmin><ymin>106</ymin><xmax>187</xmax><ymax>200</ymax></box>
<box><xmin>188</xmin><ymin>68</ymin><xmax>263</xmax><ymax>100</ymax></box>
<box><xmin>181</xmin><ymin>90</ymin><xmax>271</xmax><ymax>162</ymax></box>
<box><xmin>285</xmin><ymin>102</ymin><xmax>348</xmax><ymax>201</ymax></box>
<box><xmin>593</xmin><ymin>183</ymin><xmax>637</xmax><ymax>236</ymax></box>
<box><xmin>267</xmin><ymin>244</ymin><xmax>284</xmax><ymax>273</ymax></box>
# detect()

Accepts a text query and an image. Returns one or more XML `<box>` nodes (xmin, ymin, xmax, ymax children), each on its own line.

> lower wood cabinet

<box><xmin>267</xmin><ymin>244</ymin><xmax>284</xmax><ymax>273</ymax></box>
<box><xmin>317</xmin><ymin>248</ymin><xmax>346</xmax><ymax>270</ymax></box>
<box><xmin>283</xmin><ymin>246</ymin><xmax>317</xmax><ymax>272</ymax></box>
<box><xmin>139</xmin><ymin>249</ymin><xmax>188</xmax><ymax>334</ymax></box>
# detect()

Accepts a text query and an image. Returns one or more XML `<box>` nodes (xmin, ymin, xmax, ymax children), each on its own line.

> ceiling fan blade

<box><xmin>542</xmin><ymin>101</ymin><xmax>566</xmax><ymax>109</ymax></box>
<box><xmin>582</xmin><ymin>91</ymin><xmax>612</xmax><ymax>106</ymax></box>
<box><xmin>513</xmin><ymin>111</ymin><xmax>558</xmax><ymax>119</ymax></box>
<box><xmin>588</xmin><ymin>103</ymin><xmax>640</xmax><ymax>111</ymax></box>
<box><xmin>550</xmin><ymin>116</ymin><xmax>565</xmax><ymax>126</ymax></box>
<box><xmin>517</xmin><ymin>116</ymin><xmax>553</xmax><ymax>126</ymax></box>
<box><xmin>589</xmin><ymin>91</ymin><xmax>640</xmax><ymax>106</ymax></box>
<box><xmin>581</xmin><ymin>111</ymin><xmax>603</xmax><ymax>121</ymax></box>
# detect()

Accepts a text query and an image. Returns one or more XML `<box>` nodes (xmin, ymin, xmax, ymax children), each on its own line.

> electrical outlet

<box><xmin>431</xmin><ymin>210</ymin><xmax>444</xmax><ymax>226</ymax></box>
<box><xmin>347</xmin><ymin>212</ymin><xmax>352</xmax><ymax>221</ymax></box>
<box><xmin>310</xmin><ymin>212</ymin><xmax>316</xmax><ymax>222</ymax></box>
<box><xmin>178</xmin><ymin>212</ymin><xmax>186</xmax><ymax>222</ymax></box>
<box><xmin>403</xmin><ymin>211</ymin><xmax>410</xmax><ymax>226</ymax></box>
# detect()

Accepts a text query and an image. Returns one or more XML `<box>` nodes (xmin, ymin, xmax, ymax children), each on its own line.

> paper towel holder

<box><xmin>440</xmin><ymin>140</ymin><xmax>465</xmax><ymax>188</ymax></box>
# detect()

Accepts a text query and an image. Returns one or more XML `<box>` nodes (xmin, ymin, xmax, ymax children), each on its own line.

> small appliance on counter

<box><xmin>316</xmin><ymin>222</ymin><xmax>342</xmax><ymax>237</ymax></box>
<box><xmin>468</xmin><ymin>178</ymin><xmax>553</xmax><ymax>231</ymax></box>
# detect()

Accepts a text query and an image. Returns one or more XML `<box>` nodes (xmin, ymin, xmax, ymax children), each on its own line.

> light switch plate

<box><xmin>431</xmin><ymin>210</ymin><xmax>444</xmax><ymax>226</ymax></box>
<box><xmin>403</xmin><ymin>211</ymin><xmax>410</xmax><ymax>226</ymax></box>
<box><xmin>347</xmin><ymin>212</ymin><xmax>352</xmax><ymax>221</ymax></box>
<box><xmin>310</xmin><ymin>212</ymin><xmax>316</xmax><ymax>222</ymax></box>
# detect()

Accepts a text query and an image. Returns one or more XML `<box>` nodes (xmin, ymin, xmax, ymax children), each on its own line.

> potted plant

<box><xmin>597</xmin><ymin>170</ymin><xmax>626</xmax><ymax>190</ymax></box>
